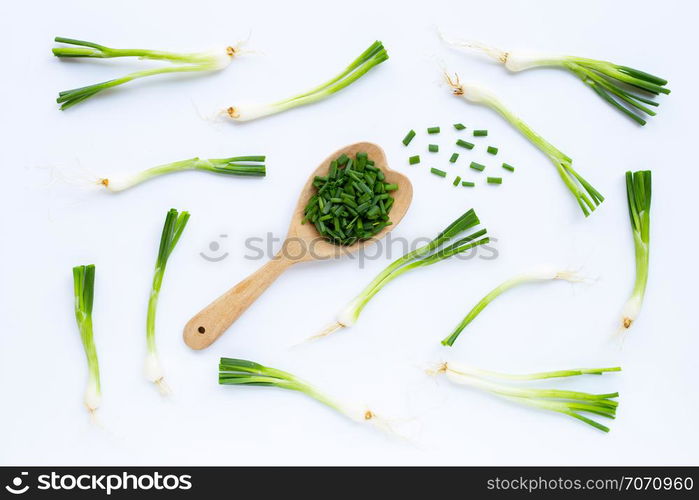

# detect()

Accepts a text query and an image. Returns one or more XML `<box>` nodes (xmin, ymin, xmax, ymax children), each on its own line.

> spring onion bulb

<box><xmin>145</xmin><ymin>209</ymin><xmax>190</xmax><ymax>394</ymax></box>
<box><xmin>53</xmin><ymin>37</ymin><xmax>239</xmax><ymax>110</ymax></box>
<box><xmin>226</xmin><ymin>41</ymin><xmax>388</xmax><ymax>121</ymax></box>
<box><xmin>219</xmin><ymin>358</ymin><xmax>388</xmax><ymax>430</ymax></box>
<box><xmin>442</xmin><ymin>267</ymin><xmax>586</xmax><ymax>346</ymax></box>
<box><xmin>311</xmin><ymin>209</ymin><xmax>489</xmax><ymax>340</ymax></box>
<box><xmin>621</xmin><ymin>170</ymin><xmax>651</xmax><ymax>330</ymax></box>
<box><xmin>72</xmin><ymin>264</ymin><xmax>101</xmax><ymax>415</ymax></box>
<box><xmin>440</xmin><ymin>35</ymin><xmax>670</xmax><ymax>125</ymax></box>
<box><xmin>445</xmin><ymin>74</ymin><xmax>603</xmax><ymax>217</ymax></box>
<box><xmin>432</xmin><ymin>362</ymin><xmax>621</xmax><ymax>432</ymax></box>
<box><xmin>98</xmin><ymin>156</ymin><xmax>266</xmax><ymax>192</ymax></box>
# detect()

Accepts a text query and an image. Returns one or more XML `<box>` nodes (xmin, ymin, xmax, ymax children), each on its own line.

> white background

<box><xmin>1</xmin><ymin>0</ymin><xmax>697</xmax><ymax>466</ymax></box>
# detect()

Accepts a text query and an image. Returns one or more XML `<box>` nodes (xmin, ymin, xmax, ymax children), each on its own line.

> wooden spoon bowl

<box><xmin>183</xmin><ymin>141</ymin><xmax>412</xmax><ymax>349</ymax></box>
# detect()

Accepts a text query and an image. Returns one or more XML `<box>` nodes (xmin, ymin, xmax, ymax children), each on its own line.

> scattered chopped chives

<box><xmin>454</xmin><ymin>123</ymin><xmax>466</xmax><ymax>130</ymax></box>
<box><xmin>449</xmin><ymin>153</ymin><xmax>459</xmax><ymax>163</ymax></box>
<box><xmin>487</xmin><ymin>177</ymin><xmax>502</xmax><ymax>184</ymax></box>
<box><xmin>453</xmin><ymin>176</ymin><xmax>462</xmax><ymax>186</ymax></box>
<box><xmin>409</xmin><ymin>155</ymin><xmax>421</xmax><ymax>165</ymax></box>
<box><xmin>473</xmin><ymin>129</ymin><xmax>488</xmax><ymax>136</ymax></box>
<box><xmin>487</xmin><ymin>146</ymin><xmax>498</xmax><ymax>155</ymax></box>
<box><xmin>470</xmin><ymin>162</ymin><xmax>485</xmax><ymax>172</ymax></box>
<box><xmin>427</xmin><ymin>126</ymin><xmax>440</xmax><ymax>134</ymax></box>
<box><xmin>502</xmin><ymin>163</ymin><xmax>515</xmax><ymax>172</ymax></box>
<box><xmin>462</xmin><ymin>181</ymin><xmax>475</xmax><ymax>187</ymax></box>
<box><xmin>402</xmin><ymin>129</ymin><xmax>416</xmax><ymax>146</ymax></box>
<box><xmin>428</xmin><ymin>144</ymin><xmax>439</xmax><ymax>153</ymax></box>
<box><xmin>456</xmin><ymin>139</ymin><xmax>474</xmax><ymax>150</ymax></box>
<box><xmin>431</xmin><ymin>168</ymin><xmax>447</xmax><ymax>177</ymax></box>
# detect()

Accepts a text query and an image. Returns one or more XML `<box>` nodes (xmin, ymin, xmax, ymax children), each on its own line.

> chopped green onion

<box><xmin>145</xmin><ymin>209</ymin><xmax>190</xmax><ymax>394</ymax></box>
<box><xmin>621</xmin><ymin>170</ymin><xmax>651</xmax><ymax>330</ymax></box>
<box><xmin>227</xmin><ymin>41</ymin><xmax>388</xmax><ymax>121</ymax></box>
<box><xmin>433</xmin><ymin>362</ymin><xmax>621</xmax><ymax>432</ymax></box>
<box><xmin>453</xmin><ymin>176</ymin><xmax>462</xmax><ymax>186</ymax></box>
<box><xmin>408</xmin><ymin>155</ymin><xmax>421</xmax><ymax>165</ymax></box>
<box><xmin>453</xmin><ymin>123</ymin><xmax>466</xmax><ymax>130</ymax></box>
<box><xmin>431</xmin><ymin>167</ymin><xmax>447</xmax><ymax>177</ymax></box>
<box><xmin>473</xmin><ymin>129</ymin><xmax>488</xmax><ymax>136</ymax></box>
<box><xmin>72</xmin><ymin>264</ymin><xmax>101</xmax><ymax>415</ymax></box>
<box><xmin>402</xmin><ymin>129</ymin><xmax>416</xmax><ymax>146</ymax></box>
<box><xmin>428</xmin><ymin>144</ymin><xmax>439</xmax><ymax>152</ymax></box>
<box><xmin>442</xmin><ymin>268</ymin><xmax>585</xmax><ymax>346</ymax></box>
<box><xmin>427</xmin><ymin>126</ymin><xmax>441</xmax><ymax>134</ymax></box>
<box><xmin>441</xmin><ymin>36</ymin><xmax>670</xmax><ymax>125</ymax></box>
<box><xmin>53</xmin><ymin>37</ymin><xmax>237</xmax><ymax>110</ymax></box>
<box><xmin>487</xmin><ymin>176</ymin><xmax>502</xmax><ymax>184</ymax></box>
<box><xmin>487</xmin><ymin>146</ymin><xmax>498</xmax><ymax>155</ymax></box>
<box><xmin>98</xmin><ymin>156</ymin><xmax>265</xmax><ymax>192</ymax></box>
<box><xmin>449</xmin><ymin>153</ymin><xmax>459</xmax><ymax>163</ymax></box>
<box><xmin>446</xmin><ymin>75</ymin><xmax>603</xmax><ymax>217</ymax></box>
<box><xmin>462</xmin><ymin>181</ymin><xmax>475</xmax><ymax>187</ymax></box>
<box><xmin>470</xmin><ymin>161</ymin><xmax>485</xmax><ymax>172</ymax></box>
<box><xmin>310</xmin><ymin>209</ymin><xmax>489</xmax><ymax>339</ymax></box>
<box><xmin>456</xmin><ymin>139</ymin><xmax>474</xmax><ymax>150</ymax></box>
<box><xmin>502</xmin><ymin>163</ymin><xmax>515</xmax><ymax>172</ymax></box>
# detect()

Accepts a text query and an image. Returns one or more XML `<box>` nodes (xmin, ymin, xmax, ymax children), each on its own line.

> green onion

<box><xmin>470</xmin><ymin>161</ymin><xmax>485</xmax><ymax>172</ymax></box>
<box><xmin>428</xmin><ymin>144</ymin><xmax>439</xmax><ymax>152</ymax></box>
<box><xmin>441</xmin><ymin>268</ymin><xmax>585</xmax><ymax>346</ymax></box>
<box><xmin>408</xmin><ymin>155</ymin><xmax>421</xmax><ymax>165</ymax></box>
<box><xmin>487</xmin><ymin>146</ymin><xmax>498</xmax><ymax>155</ymax></box>
<box><xmin>446</xmin><ymin>75</ymin><xmax>603</xmax><ymax>217</ymax></box>
<box><xmin>462</xmin><ymin>181</ymin><xmax>475</xmax><ymax>187</ymax></box>
<box><xmin>433</xmin><ymin>362</ymin><xmax>621</xmax><ymax>432</ymax></box>
<box><xmin>227</xmin><ymin>41</ymin><xmax>388</xmax><ymax>121</ymax></box>
<box><xmin>441</xmin><ymin>36</ymin><xmax>670</xmax><ymax>125</ymax></box>
<box><xmin>473</xmin><ymin>129</ymin><xmax>488</xmax><ymax>136</ymax></box>
<box><xmin>621</xmin><ymin>170</ymin><xmax>651</xmax><ymax>329</ymax></box>
<box><xmin>72</xmin><ymin>264</ymin><xmax>101</xmax><ymax>415</ymax></box>
<box><xmin>53</xmin><ymin>37</ymin><xmax>237</xmax><ymax>110</ymax></box>
<box><xmin>145</xmin><ymin>209</ymin><xmax>190</xmax><ymax>394</ymax></box>
<box><xmin>453</xmin><ymin>176</ymin><xmax>462</xmax><ymax>186</ymax></box>
<box><xmin>427</xmin><ymin>126</ymin><xmax>441</xmax><ymax>134</ymax></box>
<box><xmin>99</xmin><ymin>156</ymin><xmax>265</xmax><ymax>192</ymax></box>
<box><xmin>456</xmin><ymin>139</ymin><xmax>474</xmax><ymax>150</ymax></box>
<box><xmin>449</xmin><ymin>153</ymin><xmax>459</xmax><ymax>163</ymax></box>
<box><xmin>453</xmin><ymin>123</ymin><xmax>466</xmax><ymax>130</ymax></box>
<box><xmin>402</xmin><ymin>130</ymin><xmax>416</xmax><ymax>146</ymax></box>
<box><xmin>219</xmin><ymin>357</ymin><xmax>386</xmax><ymax>429</ymax></box>
<box><xmin>431</xmin><ymin>167</ymin><xmax>447</xmax><ymax>177</ymax></box>
<box><xmin>311</xmin><ymin>209</ymin><xmax>489</xmax><ymax>339</ymax></box>
<box><xmin>502</xmin><ymin>163</ymin><xmax>515</xmax><ymax>172</ymax></box>
<box><xmin>487</xmin><ymin>176</ymin><xmax>502</xmax><ymax>184</ymax></box>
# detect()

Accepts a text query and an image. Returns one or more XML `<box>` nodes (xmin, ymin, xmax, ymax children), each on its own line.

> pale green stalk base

<box><xmin>73</xmin><ymin>264</ymin><xmax>101</xmax><ymax>413</ymax></box>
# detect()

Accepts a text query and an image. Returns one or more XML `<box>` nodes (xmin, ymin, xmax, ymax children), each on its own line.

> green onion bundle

<box><xmin>621</xmin><ymin>170</ymin><xmax>651</xmax><ymax>330</ymax></box>
<box><xmin>302</xmin><ymin>152</ymin><xmax>397</xmax><ymax>245</ymax></box>
<box><xmin>72</xmin><ymin>264</ymin><xmax>101</xmax><ymax>415</ymax></box>
<box><xmin>312</xmin><ymin>209</ymin><xmax>489</xmax><ymax>340</ymax></box>
<box><xmin>434</xmin><ymin>362</ymin><xmax>621</xmax><ymax>432</ymax></box>
<box><xmin>99</xmin><ymin>156</ymin><xmax>266</xmax><ymax>192</ymax></box>
<box><xmin>53</xmin><ymin>37</ymin><xmax>238</xmax><ymax>110</ymax></box>
<box><xmin>226</xmin><ymin>41</ymin><xmax>388</xmax><ymax>121</ymax></box>
<box><xmin>446</xmin><ymin>74</ymin><xmax>603</xmax><ymax>217</ymax></box>
<box><xmin>441</xmin><ymin>36</ymin><xmax>670</xmax><ymax>125</ymax></box>
<box><xmin>145</xmin><ymin>209</ymin><xmax>190</xmax><ymax>394</ymax></box>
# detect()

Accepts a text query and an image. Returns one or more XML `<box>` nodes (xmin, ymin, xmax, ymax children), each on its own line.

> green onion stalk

<box><xmin>312</xmin><ymin>209</ymin><xmax>489</xmax><ymax>340</ymax></box>
<box><xmin>226</xmin><ymin>41</ymin><xmax>388</xmax><ymax>121</ymax></box>
<box><xmin>432</xmin><ymin>362</ymin><xmax>621</xmax><ymax>432</ymax></box>
<box><xmin>72</xmin><ymin>264</ymin><xmax>101</xmax><ymax>415</ymax></box>
<box><xmin>621</xmin><ymin>170</ymin><xmax>651</xmax><ymax>330</ymax></box>
<box><xmin>145</xmin><ymin>209</ymin><xmax>190</xmax><ymax>394</ymax></box>
<box><xmin>53</xmin><ymin>37</ymin><xmax>240</xmax><ymax>110</ymax></box>
<box><xmin>445</xmin><ymin>74</ymin><xmax>604</xmax><ymax>217</ymax></box>
<box><xmin>219</xmin><ymin>358</ymin><xmax>388</xmax><ymax>430</ymax></box>
<box><xmin>440</xmin><ymin>35</ymin><xmax>670</xmax><ymax>125</ymax></box>
<box><xmin>442</xmin><ymin>267</ymin><xmax>586</xmax><ymax>347</ymax></box>
<box><xmin>98</xmin><ymin>156</ymin><xmax>266</xmax><ymax>192</ymax></box>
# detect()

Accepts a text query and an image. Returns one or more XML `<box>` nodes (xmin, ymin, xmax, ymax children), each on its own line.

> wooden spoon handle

<box><xmin>183</xmin><ymin>256</ymin><xmax>293</xmax><ymax>349</ymax></box>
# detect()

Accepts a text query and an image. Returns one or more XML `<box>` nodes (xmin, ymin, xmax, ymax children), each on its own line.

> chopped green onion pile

<box><xmin>446</xmin><ymin>74</ymin><xmax>603</xmax><ymax>216</ymax></box>
<box><xmin>53</xmin><ymin>37</ymin><xmax>236</xmax><ymax>110</ymax></box>
<box><xmin>434</xmin><ymin>362</ymin><xmax>621</xmax><ymax>432</ymax></box>
<box><xmin>72</xmin><ymin>264</ymin><xmax>101</xmax><ymax>415</ymax></box>
<box><xmin>145</xmin><ymin>209</ymin><xmax>190</xmax><ymax>394</ymax></box>
<box><xmin>99</xmin><ymin>156</ymin><xmax>266</xmax><ymax>192</ymax></box>
<box><xmin>227</xmin><ymin>41</ymin><xmax>388</xmax><ymax>121</ymax></box>
<box><xmin>621</xmin><ymin>170</ymin><xmax>651</xmax><ymax>329</ymax></box>
<box><xmin>302</xmin><ymin>152</ymin><xmax>396</xmax><ymax>246</ymax></box>
<box><xmin>442</xmin><ymin>268</ymin><xmax>584</xmax><ymax>346</ymax></box>
<box><xmin>311</xmin><ymin>209</ymin><xmax>489</xmax><ymax>339</ymax></box>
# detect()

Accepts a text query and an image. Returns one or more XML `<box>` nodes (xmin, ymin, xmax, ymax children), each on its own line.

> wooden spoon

<box><xmin>183</xmin><ymin>142</ymin><xmax>413</xmax><ymax>350</ymax></box>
